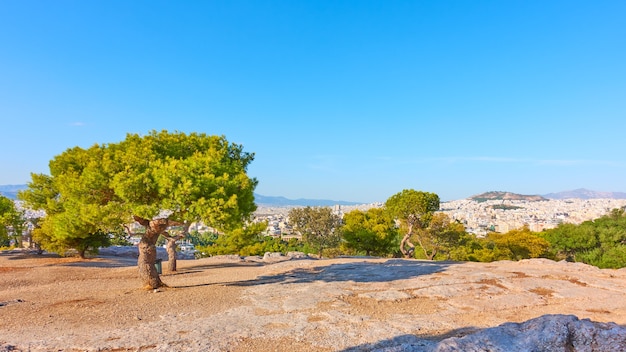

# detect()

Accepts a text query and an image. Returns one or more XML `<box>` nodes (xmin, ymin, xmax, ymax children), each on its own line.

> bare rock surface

<box><xmin>1</xmin><ymin>249</ymin><xmax>625</xmax><ymax>351</ymax></box>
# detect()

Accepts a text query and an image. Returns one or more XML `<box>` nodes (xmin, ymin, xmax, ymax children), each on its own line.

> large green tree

<box><xmin>385</xmin><ymin>189</ymin><xmax>440</xmax><ymax>258</ymax></box>
<box><xmin>341</xmin><ymin>208</ymin><xmax>398</xmax><ymax>256</ymax></box>
<box><xmin>0</xmin><ymin>196</ymin><xmax>25</xmax><ymax>247</ymax></box>
<box><xmin>288</xmin><ymin>206</ymin><xmax>341</xmax><ymax>258</ymax></box>
<box><xmin>20</xmin><ymin>130</ymin><xmax>257</xmax><ymax>288</ymax></box>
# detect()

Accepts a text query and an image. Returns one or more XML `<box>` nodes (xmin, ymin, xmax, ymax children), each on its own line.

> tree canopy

<box><xmin>341</xmin><ymin>208</ymin><xmax>398</xmax><ymax>256</ymax></box>
<box><xmin>416</xmin><ymin>212</ymin><xmax>466</xmax><ymax>260</ymax></box>
<box><xmin>385</xmin><ymin>189</ymin><xmax>440</xmax><ymax>258</ymax></box>
<box><xmin>288</xmin><ymin>206</ymin><xmax>342</xmax><ymax>258</ymax></box>
<box><xmin>0</xmin><ymin>195</ymin><xmax>24</xmax><ymax>247</ymax></box>
<box><xmin>542</xmin><ymin>208</ymin><xmax>626</xmax><ymax>268</ymax></box>
<box><xmin>19</xmin><ymin>130</ymin><xmax>258</xmax><ymax>288</ymax></box>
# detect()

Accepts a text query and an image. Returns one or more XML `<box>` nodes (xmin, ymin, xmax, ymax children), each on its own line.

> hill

<box><xmin>470</xmin><ymin>191</ymin><xmax>547</xmax><ymax>202</ymax></box>
<box><xmin>0</xmin><ymin>184</ymin><xmax>27</xmax><ymax>199</ymax></box>
<box><xmin>543</xmin><ymin>188</ymin><xmax>626</xmax><ymax>200</ymax></box>
<box><xmin>253</xmin><ymin>193</ymin><xmax>359</xmax><ymax>207</ymax></box>
<box><xmin>0</xmin><ymin>185</ymin><xmax>358</xmax><ymax>206</ymax></box>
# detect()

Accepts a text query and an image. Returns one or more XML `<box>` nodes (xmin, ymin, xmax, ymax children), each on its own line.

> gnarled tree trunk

<box><xmin>400</xmin><ymin>221</ymin><xmax>416</xmax><ymax>259</ymax></box>
<box><xmin>134</xmin><ymin>216</ymin><xmax>170</xmax><ymax>289</ymax></box>
<box><xmin>162</xmin><ymin>223</ymin><xmax>190</xmax><ymax>272</ymax></box>
<box><xmin>165</xmin><ymin>236</ymin><xmax>179</xmax><ymax>272</ymax></box>
<box><xmin>137</xmin><ymin>235</ymin><xmax>162</xmax><ymax>289</ymax></box>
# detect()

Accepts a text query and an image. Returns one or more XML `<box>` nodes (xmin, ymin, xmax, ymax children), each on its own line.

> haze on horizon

<box><xmin>1</xmin><ymin>1</ymin><xmax>625</xmax><ymax>203</ymax></box>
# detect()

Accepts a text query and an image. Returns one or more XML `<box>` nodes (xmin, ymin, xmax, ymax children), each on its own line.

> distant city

<box><xmin>3</xmin><ymin>184</ymin><xmax>626</xmax><ymax>238</ymax></box>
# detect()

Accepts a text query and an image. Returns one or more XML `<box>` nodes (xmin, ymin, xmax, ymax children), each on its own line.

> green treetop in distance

<box><xmin>20</xmin><ymin>130</ymin><xmax>258</xmax><ymax>289</ymax></box>
<box><xmin>0</xmin><ymin>195</ymin><xmax>25</xmax><ymax>247</ymax></box>
<box><xmin>288</xmin><ymin>206</ymin><xmax>341</xmax><ymax>258</ymax></box>
<box><xmin>385</xmin><ymin>189</ymin><xmax>440</xmax><ymax>259</ymax></box>
<box><xmin>342</xmin><ymin>208</ymin><xmax>398</xmax><ymax>257</ymax></box>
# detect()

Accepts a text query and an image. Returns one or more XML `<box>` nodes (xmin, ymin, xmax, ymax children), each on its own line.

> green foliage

<box><xmin>541</xmin><ymin>208</ymin><xmax>626</xmax><ymax>268</ymax></box>
<box><xmin>18</xmin><ymin>149</ymin><xmax>117</xmax><ymax>257</ymax></box>
<box><xmin>385</xmin><ymin>189</ymin><xmax>440</xmax><ymax>230</ymax></box>
<box><xmin>103</xmin><ymin>130</ymin><xmax>258</xmax><ymax>229</ymax></box>
<box><xmin>484</xmin><ymin>226</ymin><xmax>551</xmax><ymax>261</ymax></box>
<box><xmin>288</xmin><ymin>206</ymin><xmax>342</xmax><ymax>258</ymax></box>
<box><xmin>446</xmin><ymin>232</ymin><xmax>483</xmax><ymax>261</ymax></box>
<box><xmin>385</xmin><ymin>189</ymin><xmax>440</xmax><ymax>258</ymax></box>
<box><xmin>341</xmin><ymin>208</ymin><xmax>398</xmax><ymax>256</ymax></box>
<box><xmin>186</xmin><ymin>230</ymin><xmax>219</xmax><ymax>247</ymax></box>
<box><xmin>17</xmin><ymin>130</ymin><xmax>258</xmax><ymax>263</ymax></box>
<box><xmin>418</xmin><ymin>213</ymin><xmax>467</xmax><ymax>260</ymax></box>
<box><xmin>0</xmin><ymin>196</ymin><xmax>25</xmax><ymax>247</ymax></box>
<box><xmin>489</xmin><ymin>204</ymin><xmax>523</xmax><ymax>210</ymax></box>
<box><xmin>198</xmin><ymin>222</ymin><xmax>268</xmax><ymax>255</ymax></box>
<box><xmin>446</xmin><ymin>227</ymin><xmax>549</xmax><ymax>263</ymax></box>
<box><xmin>197</xmin><ymin>229</ymin><xmax>307</xmax><ymax>257</ymax></box>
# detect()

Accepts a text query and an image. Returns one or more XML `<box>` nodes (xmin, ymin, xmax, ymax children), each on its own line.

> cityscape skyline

<box><xmin>1</xmin><ymin>1</ymin><xmax>625</xmax><ymax>203</ymax></box>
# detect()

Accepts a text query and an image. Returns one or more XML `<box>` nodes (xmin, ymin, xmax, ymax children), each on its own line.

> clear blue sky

<box><xmin>1</xmin><ymin>1</ymin><xmax>625</xmax><ymax>203</ymax></box>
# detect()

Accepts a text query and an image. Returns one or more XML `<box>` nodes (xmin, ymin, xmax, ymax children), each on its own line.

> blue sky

<box><xmin>1</xmin><ymin>1</ymin><xmax>625</xmax><ymax>203</ymax></box>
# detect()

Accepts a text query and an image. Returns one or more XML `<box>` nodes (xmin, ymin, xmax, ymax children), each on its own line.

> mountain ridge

<box><xmin>543</xmin><ymin>188</ymin><xmax>626</xmax><ymax>200</ymax></box>
<box><xmin>2</xmin><ymin>185</ymin><xmax>625</xmax><ymax>205</ymax></box>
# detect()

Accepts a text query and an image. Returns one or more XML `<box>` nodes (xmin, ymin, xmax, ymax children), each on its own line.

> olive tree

<box><xmin>20</xmin><ymin>130</ymin><xmax>257</xmax><ymax>288</ymax></box>
<box><xmin>385</xmin><ymin>189</ymin><xmax>440</xmax><ymax>258</ymax></box>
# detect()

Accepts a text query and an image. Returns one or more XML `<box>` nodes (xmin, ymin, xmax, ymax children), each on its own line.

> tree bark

<box><xmin>137</xmin><ymin>235</ymin><xmax>163</xmax><ymax>289</ymax></box>
<box><xmin>135</xmin><ymin>216</ymin><xmax>170</xmax><ymax>289</ymax></box>
<box><xmin>165</xmin><ymin>237</ymin><xmax>179</xmax><ymax>272</ymax></box>
<box><xmin>400</xmin><ymin>222</ymin><xmax>415</xmax><ymax>259</ymax></box>
<box><xmin>162</xmin><ymin>223</ymin><xmax>189</xmax><ymax>273</ymax></box>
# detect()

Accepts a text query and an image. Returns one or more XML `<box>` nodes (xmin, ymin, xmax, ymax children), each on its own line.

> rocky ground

<box><xmin>1</xmin><ymin>248</ymin><xmax>625</xmax><ymax>351</ymax></box>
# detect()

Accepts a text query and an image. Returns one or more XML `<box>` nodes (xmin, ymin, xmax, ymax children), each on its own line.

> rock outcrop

<box><xmin>377</xmin><ymin>314</ymin><xmax>626</xmax><ymax>352</ymax></box>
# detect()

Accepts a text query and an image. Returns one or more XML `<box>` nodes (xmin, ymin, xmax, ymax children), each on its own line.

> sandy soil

<box><xmin>1</xmin><ymin>250</ymin><xmax>625</xmax><ymax>351</ymax></box>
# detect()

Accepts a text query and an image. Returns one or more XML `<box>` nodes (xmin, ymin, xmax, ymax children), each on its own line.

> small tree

<box><xmin>485</xmin><ymin>226</ymin><xmax>550</xmax><ymax>261</ymax></box>
<box><xmin>0</xmin><ymin>196</ymin><xmax>25</xmax><ymax>247</ymax></box>
<box><xmin>385</xmin><ymin>189</ymin><xmax>440</xmax><ymax>258</ymax></box>
<box><xmin>288</xmin><ymin>206</ymin><xmax>341</xmax><ymax>258</ymax></box>
<box><xmin>200</xmin><ymin>221</ymin><xmax>268</xmax><ymax>256</ymax></box>
<box><xmin>341</xmin><ymin>208</ymin><xmax>397</xmax><ymax>256</ymax></box>
<box><xmin>418</xmin><ymin>213</ymin><xmax>466</xmax><ymax>260</ymax></box>
<box><xmin>160</xmin><ymin>222</ymin><xmax>192</xmax><ymax>272</ymax></box>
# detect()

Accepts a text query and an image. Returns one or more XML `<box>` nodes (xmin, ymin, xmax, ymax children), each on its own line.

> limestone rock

<box><xmin>432</xmin><ymin>314</ymin><xmax>626</xmax><ymax>352</ymax></box>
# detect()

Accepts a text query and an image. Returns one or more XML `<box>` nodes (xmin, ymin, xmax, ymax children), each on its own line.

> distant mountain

<box><xmin>0</xmin><ymin>184</ymin><xmax>27</xmax><ymax>200</ymax></box>
<box><xmin>254</xmin><ymin>193</ymin><xmax>360</xmax><ymax>207</ymax></box>
<box><xmin>0</xmin><ymin>184</ymin><xmax>357</xmax><ymax>206</ymax></box>
<box><xmin>470</xmin><ymin>191</ymin><xmax>547</xmax><ymax>202</ymax></box>
<box><xmin>543</xmin><ymin>188</ymin><xmax>626</xmax><ymax>200</ymax></box>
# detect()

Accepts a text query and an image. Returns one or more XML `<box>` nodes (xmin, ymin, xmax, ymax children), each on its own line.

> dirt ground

<box><xmin>1</xmin><ymin>249</ymin><xmax>625</xmax><ymax>351</ymax></box>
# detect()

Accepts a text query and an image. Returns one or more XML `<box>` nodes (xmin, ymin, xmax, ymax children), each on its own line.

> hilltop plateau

<box><xmin>1</xmin><ymin>249</ymin><xmax>625</xmax><ymax>351</ymax></box>
<box><xmin>470</xmin><ymin>191</ymin><xmax>547</xmax><ymax>202</ymax></box>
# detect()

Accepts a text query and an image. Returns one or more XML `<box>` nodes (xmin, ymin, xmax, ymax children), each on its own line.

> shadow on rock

<box><xmin>229</xmin><ymin>259</ymin><xmax>455</xmax><ymax>286</ymax></box>
<box><xmin>59</xmin><ymin>256</ymin><xmax>139</xmax><ymax>268</ymax></box>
